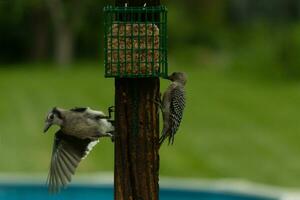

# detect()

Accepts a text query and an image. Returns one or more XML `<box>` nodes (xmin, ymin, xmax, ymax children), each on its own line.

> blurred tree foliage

<box><xmin>0</xmin><ymin>0</ymin><xmax>113</xmax><ymax>64</ymax></box>
<box><xmin>1</xmin><ymin>0</ymin><xmax>300</xmax><ymax>78</ymax></box>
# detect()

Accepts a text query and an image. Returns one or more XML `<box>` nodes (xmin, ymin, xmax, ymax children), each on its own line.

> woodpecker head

<box><xmin>168</xmin><ymin>72</ymin><xmax>187</xmax><ymax>85</ymax></box>
<box><xmin>44</xmin><ymin>107</ymin><xmax>63</xmax><ymax>133</ymax></box>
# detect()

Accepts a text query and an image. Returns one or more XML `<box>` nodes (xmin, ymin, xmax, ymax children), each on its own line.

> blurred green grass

<box><xmin>1</xmin><ymin>62</ymin><xmax>300</xmax><ymax>187</ymax></box>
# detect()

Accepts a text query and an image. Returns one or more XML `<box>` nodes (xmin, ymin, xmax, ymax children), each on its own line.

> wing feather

<box><xmin>57</xmin><ymin>155</ymin><xmax>71</xmax><ymax>183</ymax></box>
<box><xmin>169</xmin><ymin>85</ymin><xmax>185</xmax><ymax>144</ymax></box>
<box><xmin>58</xmin><ymin>153</ymin><xmax>73</xmax><ymax>182</ymax></box>
<box><xmin>47</xmin><ymin>130</ymin><xmax>97</xmax><ymax>193</ymax></box>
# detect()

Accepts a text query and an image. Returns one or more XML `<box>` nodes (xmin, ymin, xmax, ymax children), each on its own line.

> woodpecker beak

<box><xmin>44</xmin><ymin>122</ymin><xmax>52</xmax><ymax>133</ymax></box>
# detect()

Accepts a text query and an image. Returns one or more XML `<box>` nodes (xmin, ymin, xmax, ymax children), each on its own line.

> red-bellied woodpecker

<box><xmin>159</xmin><ymin>72</ymin><xmax>187</xmax><ymax>146</ymax></box>
<box><xmin>43</xmin><ymin>106</ymin><xmax>114</xmax><ymax>193</ymax></box>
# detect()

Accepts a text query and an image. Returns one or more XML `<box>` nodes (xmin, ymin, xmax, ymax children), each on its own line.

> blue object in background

<box><xmin>0</xmin><ymin>184</ymin><xmax>277</xmax><ymax>200</ymax></box>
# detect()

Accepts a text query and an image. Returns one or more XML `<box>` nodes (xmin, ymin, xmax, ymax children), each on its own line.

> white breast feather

<box><xmin>98</xmin><ymin>119</ymin><xmax>114</xmax><ymax>133</ymax></box>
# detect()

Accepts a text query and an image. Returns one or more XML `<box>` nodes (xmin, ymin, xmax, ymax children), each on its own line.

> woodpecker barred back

<box><xmin>159</xmin><ymin>72</ymin><xmax>187</xmax><ymax>146</ymax></box>
<box><xmin>43</xmin><ymin>106</ymin><xmax>114</xmax><ymax>193</ymax></box>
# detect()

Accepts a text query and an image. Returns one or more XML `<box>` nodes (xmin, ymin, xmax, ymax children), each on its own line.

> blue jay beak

<box><xmin>44</xmin><ymin>122</ymin><xmax>52</xmax><ymax>133</ymax></box>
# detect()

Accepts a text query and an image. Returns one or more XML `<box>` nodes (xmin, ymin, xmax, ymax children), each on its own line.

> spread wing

<box><xmin>47</xmin><ymin>130</ymin><xmax>98</xmax><ymax>193</ymax></box>
<box><xmin>169</xmin><ymin>85</ymin><xmax>185</xmax><ymax>144</ymax></box>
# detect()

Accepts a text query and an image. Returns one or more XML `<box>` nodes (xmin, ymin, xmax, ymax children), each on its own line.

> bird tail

<box><xmin>168</xmin><ymin>132</ymin><xmax>175</xmax><ymax>145</ymax></box>
<box><xmin>159</xmin><ymin>134</ymin><xmax>167</xmax><ymax>146</ymax></box>
<box><xmin>159</xmin><ymin>126</ymin><xmax>170</xmax><ymax>147</ymax></box>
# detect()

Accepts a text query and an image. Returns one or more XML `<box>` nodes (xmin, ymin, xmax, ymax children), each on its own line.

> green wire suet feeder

<box><xmin>104</xmin><ymin>5</ymin><xmax>168</xmax><ymax>78</ymax></box>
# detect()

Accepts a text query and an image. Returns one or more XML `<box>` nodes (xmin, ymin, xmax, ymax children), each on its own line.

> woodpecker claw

<box><xmin>152</xmin><ymin>96</ymin><xmax>163</xmax><ymax>114</ymax></box>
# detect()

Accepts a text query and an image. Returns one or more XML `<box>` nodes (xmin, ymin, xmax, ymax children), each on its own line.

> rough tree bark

<box><xmin>114</xmin><ymin>0</ymin><xmax>161</xmax><ymax>200</ymax></box>
<box><xmin>115</xmin><ymin>78</ymin><xmax>160</xmax><ymax>200</ymax></box>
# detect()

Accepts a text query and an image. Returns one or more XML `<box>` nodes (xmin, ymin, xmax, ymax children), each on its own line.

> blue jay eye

<box><xmin>49</xmin><ymin>114</ymin><xmax>54</xmax><ymax>120</ymax></box>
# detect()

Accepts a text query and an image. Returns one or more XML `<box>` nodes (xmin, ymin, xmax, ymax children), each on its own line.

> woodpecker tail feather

<box><xmin>159</xmin><ymin>126</ymin><xmax>170</xmax><ymax>146</ymax></box>
<box><xmin>168</xmin><ymin>132</ymin><xmax>175</xmax><ymax>145</ymax></box>
<box><xmin>159</xmin><ymin>134</ymin><xmax>167</xmax><ymax>146</ymax></box>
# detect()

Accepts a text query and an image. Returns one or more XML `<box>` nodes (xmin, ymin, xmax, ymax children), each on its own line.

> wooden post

<box><xmin>114</xmin><ymin>0</ymin><xmax>160</xmax><ymax>200</ymax></box>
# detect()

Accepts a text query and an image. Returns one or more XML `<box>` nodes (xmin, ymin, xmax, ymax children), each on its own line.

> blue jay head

<box><xmin>168</xmin><ymin>72</ymin><xmax>187</xmax><ymax>85</ymax></box>
<box><xmin>44</xmin><ymin>107</ymin><xmax>63</xmax><ymax>133</ymax></box>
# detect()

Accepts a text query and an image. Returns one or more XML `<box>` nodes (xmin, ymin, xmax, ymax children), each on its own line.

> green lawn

<box><xmin>1</xmin><ymin>63</ymin><xmax>300</xmax><ymax>187</ymax></box>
